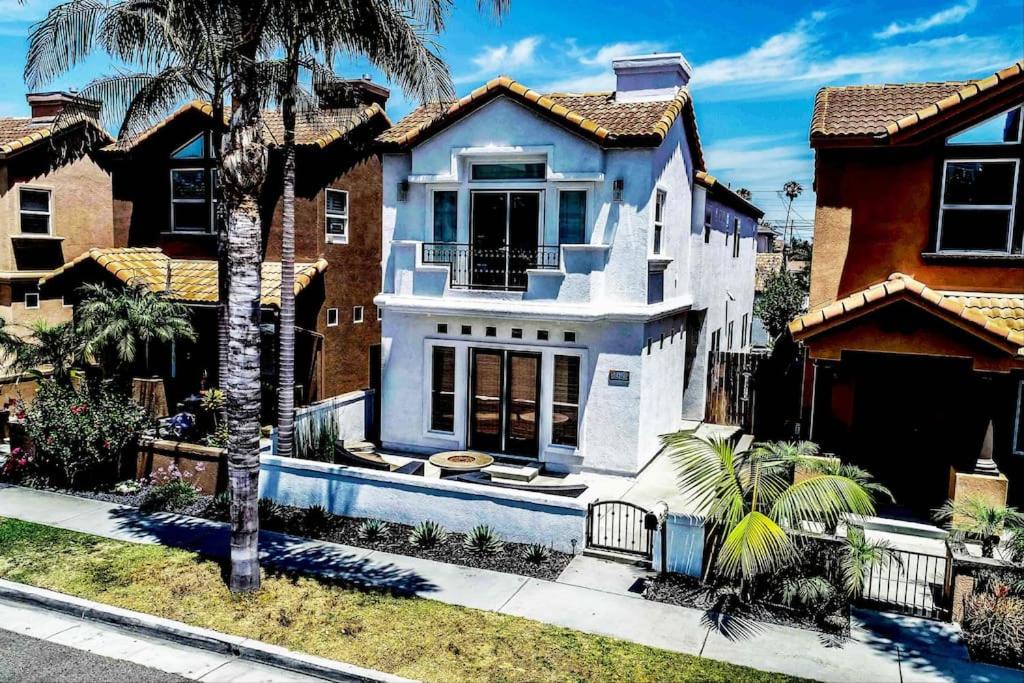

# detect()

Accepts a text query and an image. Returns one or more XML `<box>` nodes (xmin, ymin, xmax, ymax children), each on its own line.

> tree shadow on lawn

<box><xmin>106</xmin><ymin>506</ymin><xmax>440</xmax><ymax>598</ymax></box>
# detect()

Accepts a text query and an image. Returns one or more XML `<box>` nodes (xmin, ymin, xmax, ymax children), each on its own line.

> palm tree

<box><xmin>781</xmin><ymin>180</ymin><xmax>803</xmax><ymax>268</ymax></box>
<box><xmin>840</xmin><ymin>525</ymin><xmax>901</xmax><ymax>598</ymax></box>
<box><xmin>0</xmin><ymin>320</ymin><xmax>86</xmax><ymax>386</ymax></box>
<box><xmin>934</xmin><ymin>498</ymin><xmax>1024</xmax><ymax>558</ymax></box>
<box><xmin>663</xmin><ymin>432</ymin><xmax>876</xmax><ymax>586</ymax></box>
<box><xmin>75</xmin><ymin>283</ymin><xmax>196</xmax><ymax>379</ymax></box>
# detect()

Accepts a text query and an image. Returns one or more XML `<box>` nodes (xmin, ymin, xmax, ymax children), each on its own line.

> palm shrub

<box><xmin>663</xmin><ymin>432</ymin><xmax>876</xmax><ymax>589</ymax></box>
<box><xmin>934</xmin><ymin>498</ymin><xmax>1024</xmax><ymax>558</ymax></box>
<box><xmin>463</xmin><ymin>525</ymin><xmax>504</xmax><ymax>555</ymax></box>
<box><xmin>524</xmin><ymin>544</ymin><xmax>551</xmax><ymax>564</ymax></box>
<box><xmin>839</xmin><ymin>526</ymin><xmax>901</xmax><ymax>599</ymax></box>
<box><xmin>0</xmin><ymin>320</ymin><xmax>87</xmax><ymax>386</ymax></box>
<box><xmin>357</xmin><ymin>519</ymin><xmax>389</xmax><ymax>543</ymax></box>
<box><xmin>409</xmin><ymin>520</ymin><xmax>448</xmax><ymax>549</ymax></box>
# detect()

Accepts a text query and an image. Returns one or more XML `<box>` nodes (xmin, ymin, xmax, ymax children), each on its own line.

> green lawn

<box><xmin>0</xmin><ymin>517</ymin><xmax>805</xmax><ymax>682</ymax></box>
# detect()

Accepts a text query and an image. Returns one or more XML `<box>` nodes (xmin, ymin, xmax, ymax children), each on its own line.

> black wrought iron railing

<box><xmin>422</xmin><ymin>242</ymin><xmax>560</xmax><ymax>291</ymax></box>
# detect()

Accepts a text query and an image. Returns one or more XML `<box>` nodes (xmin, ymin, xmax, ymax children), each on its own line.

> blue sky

<box><xmin>1</xmin><ymin>0</ymin><xmax>1022</xmax><ymax>229</ymax></box>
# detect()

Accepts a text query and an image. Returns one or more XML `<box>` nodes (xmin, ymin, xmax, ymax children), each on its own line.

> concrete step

<box><xmin>582</xmin><ymin>547</ymin><xmax>652</xmax><ymax>568</ymax></box>
<box><xmin>844</xmin><ymin>514</ymin><xmax>948</xmax><ymax>540</ymax></box>
<box><xmin>344</xmin><ymin>441</ymin><xmax>376</xmax><ymax>453</ymax></box>
<box><xmin>486</xmin><ymin>463</ymin><xmax>540</xmax><ymax>482</ymax></box>
<box><xmin>734</xmin><ymin>433</ymin><xmax>755</xmax><ymax>453</ymax></box>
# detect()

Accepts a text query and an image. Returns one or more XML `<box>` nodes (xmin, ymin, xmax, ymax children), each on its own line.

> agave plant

<box><xmin>934</xmin><ymin>498</ymin><xmax>1024</xmax><ymax>558</ymax></box>
<box><xmin>409</xmin><ymin>520</ymin><xmax>448</xmax><ymax>549</ymax></box>
<box><xmin>463</xmin><ymin>525</ymin><xmax>504</xmax><ymax>555</ymax></box>
<box><xmin>257</xmin><ymin>498</ymin><xmax>284</xmax><ymax>527</ymax></box>
<box><xmin>302</xmin><ymin>504</ymin><xmax>332</xmax><ymax>535</ymax></box>
<box><xmin>357</xmin><ymin>519</ymin><xmax>389</xmax><ymax>543</ymax></box>
<box><xmin>524</xmin><ymin>544</ymin><xmax>551</xmax><ymax>564</ymax></box>
<box><xmin>663</xmin><ymin>432</ymin><xmax>875</xmax><ymax>585</ymax></box>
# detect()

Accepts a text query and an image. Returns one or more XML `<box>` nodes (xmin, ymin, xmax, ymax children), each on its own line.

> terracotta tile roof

<box><xmin>40</xmin><ymin>247</ymin><xmax>327</xmax><ymax>307</ymax></box>
<box><xmin>378</xmin><ymin>76</ymin><xmax>705</xmax><ymax>167</ymax></box>
<box><xmin>755</xmin><ymin>252</ymin><xmax>783</xmax><ymax>291</ymax></box>
<box><xmin>695</xmin><ymin>170</ymin><xmax>764</xmax><ymax>218</ymax></box>
<box><xmin>810</xmin><ymin>60</ymin><xmax>1024</xmax><ymax>142</ymax></box>
<box><xmin>0</xmin><ymin>117</ymin><xmax>111</xmax><ymax>158</ymax></box>
<box><xmin>789</xmin><ymin>272</ymin><xmax>1024</xmax><ymax>356</ymax></box>
<box><xmin>105</xmin><ymin>101</ymin><xmax>389</xmax><ymax>153</ymax></box>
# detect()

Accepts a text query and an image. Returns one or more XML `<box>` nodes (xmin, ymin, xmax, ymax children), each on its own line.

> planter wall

<box><xmin>136</xmin><ymin>438</ymin><xmax>227</xmax><ymax>494</ymax></box>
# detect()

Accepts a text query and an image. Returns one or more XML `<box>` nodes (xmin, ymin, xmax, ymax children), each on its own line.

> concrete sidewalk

<box><xmin>0</xmin><ymin>484</ymin><xmax>1018</xmax><ymax>683</ymax></box>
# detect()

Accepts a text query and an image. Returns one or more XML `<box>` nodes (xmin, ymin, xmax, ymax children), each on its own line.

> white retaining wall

<box><xmin>258</xmin><ymin>455</ymin><xmax>587</xmax><ymax>553</ymax></box>
<box><xmin>272</xmin><ymin>389</ymin><xmax>373</xmax><ymax>454</ymax></box>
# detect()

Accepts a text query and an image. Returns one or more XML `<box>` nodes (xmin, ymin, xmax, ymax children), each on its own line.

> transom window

<box><xmin>470</xmin><ymin>162</ymin><xmax>545</xmax><ymax>181</ymax></box>
<box><xmin>325</xmin><ymin>189</ymin><xmax>349</xmax><ymax>243</ymax></box>
<box><xmin>937</xmin><ymin>107</ymin><xmax>1024</xmax><ymax>255</ymax></box>
<box><xmin>19</xmin><ymin>188</ymin><xmax>51</xmax><ymax>234</ymax></box>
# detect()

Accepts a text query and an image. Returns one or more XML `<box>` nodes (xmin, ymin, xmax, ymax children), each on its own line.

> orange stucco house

<box><xmin>790</xmin><ymin>61</ymin><xmax>1024</xmax><ymax>514</ymax></box>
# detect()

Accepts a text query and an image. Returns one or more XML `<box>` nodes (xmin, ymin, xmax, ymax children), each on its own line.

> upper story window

<box><xmin>653</xmin><ymin>189</ymin><xmax>666</xmax><ymax>255</ymax></box>
<box><xmin>19</xmin><ymin>188</ymin><xmax>51</xmax><ymax>234</ymax></box>
<box><xmin>558</xmin><ymin>190</ymin><xmax>586</xmax><ymax>244</ymax></box>
<box><xmin>169</xmin><ymin>133</ymin><xmax>215</xmax><ymax>233</ymax></box>
<box><xmin>432</xmin><ymin>190</ymin><xmax>457</xmax><ymax>242</ymax></box>
<box><xmin>937</xmin><ymin>107</ymin><xmax>1023</xmax><ymax>255</ymax></box>
<box><xmin>732</xmin><ymin>218</ymin><xmax>741</xmax><ymax>257</ymax></box>
<box><xmin>470</xmin><ymin>162</ymin><xmax>545</xmax><ymax>181</ymax></box>
<box><xmin>325</xmin><ymin>189</ymin><xmax>349</xmax><ymax>244</ymax></box>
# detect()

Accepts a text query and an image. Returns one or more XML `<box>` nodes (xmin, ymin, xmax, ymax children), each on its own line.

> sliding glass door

<box><xmin>469</xmin><ymin>191</ymin><xmax>541</xmax><ymax>290</ymax></box>
<box><xmin>468</xmin><ymin>348</ymin><xmax>541</xmax><ymax>457</ymax></box>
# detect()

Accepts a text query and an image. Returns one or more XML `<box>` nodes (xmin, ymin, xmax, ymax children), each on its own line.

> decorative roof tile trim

<box><xmin>694</xmin><ymin>170</ymin><xmax>765</xmax><ymax>218</ymax></box>
<box><xmin>310</xmin><ymin>102</ymin><xmax>390</xmax><ymax>149</ymax></box>
<box><xmin>789</xmin><ymin>272</ymin><xmax>1024</xmax><ymax>355</ymax></box>
<box><xmin>0</xmin><ymin>128</ymin><xmax>52</xmax><ymax>156</ymax></box>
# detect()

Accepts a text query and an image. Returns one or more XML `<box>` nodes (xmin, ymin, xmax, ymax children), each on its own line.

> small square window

<box><xmin>326</xmin><ymin>308</ymin><xmax>339</xmax><ymax>327</ymax></box>
<box><xmin>437</xmin><ymin>323</ymin><xmax>448</xmax><ymax>334</ymax></box>
<box><xmin>511</xmin><ymin>328</ymin><xmax>523</xmax><ymax>339</ymax></box>
<box><xmin>537</xmin><ymin>330</ymin><xmax>549</xmax><ymax>341</ymax></box>
<box><xmin>353</xmin><ymin>306</ymin><xmax>364</xmax><ymax>324</ymax></box>
<box><xmin>24</xmin><ymin>292</ymin><xmax>40</xmax><ymax>309</ymax></box>
<box><xmin>461</xmin><ymin>325</ymin><xmax>472</xmax><ymax>335</ymax></box>
<box><xmin>485</xmin><ymin>326</ymin><xmax>497</xmax><ymax>337</ymax></box>
<box><xmin>563</xmin><ymin>331</ymin><xmax>576</xmax><ymax>343</ymax></box>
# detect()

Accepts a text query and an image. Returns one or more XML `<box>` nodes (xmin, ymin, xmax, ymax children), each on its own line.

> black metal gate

<box><xmin>858</xmin><ymin>547</ymin><xmax>952</xmax><ymax>620</ymax></box>
<box><xmin>586</xmin><ymin>501</ymin><xmax>653</xmax><ymax>560</ymax></box>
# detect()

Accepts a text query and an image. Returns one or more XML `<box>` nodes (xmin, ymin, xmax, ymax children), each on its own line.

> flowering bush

<box><xmin>138</xmin><ymin>463</ymin><xmax>202</xmax><ymax>512</ymax></box>
<box><xmin>23</xmin><ymin>380</ymin><xmax>152</xmax><ymax>489</ymax></box>
<box><xmin>1</xmin><ymin>448</ymin><xmax>32</xmax><ymax>482</ymax></box>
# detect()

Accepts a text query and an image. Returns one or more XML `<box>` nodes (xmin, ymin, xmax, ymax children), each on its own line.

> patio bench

<box><xmin>451</xmin><ymin>471</ymin><xmax>588</xmax><ymax>498</ymax></box>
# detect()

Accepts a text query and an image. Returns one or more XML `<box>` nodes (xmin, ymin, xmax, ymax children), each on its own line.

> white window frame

<box><xmin>325</xmin><ymin>188</ymin><xmax>349</xmax><ymax>244</ymax></box>
<box><xmin>946</xmin><ymin>106</ymin><xmax>1024</xmax><ymax>146</ymax></box>
<box><xmin>469</xmin><ymin>160</ymin><xmax>547</xmax><ymax>182</ymax></box>
<box><xmin>19</xmin><ymin>186</ymin><xmax>52</xmax><ymax>235</ymax></box>
<box><xmin>352</xmin><ymin>305</ymin><xmax>364</xmax><ymax>324</ymax></box>
<box><xmin>936</xmin><ymin>157</ymin><xmax>1020</xmax><ymax>254</ymax></box>
<box><xmin>326</xmin><ymin>308</ymin><xmax>339</xmax><ymax>327</ymax></box>
<box><xmin>551</xmin><ymin>354</ymin><xmax>582</xmax><ymax>448</ymax></box>
<box><xmin>652</xmin><ymin>188</ymin><xmax>667</xmax><ymax>255</ymax></box>
<box><xmin>24</xmin><ymin>292</ymin><xmax>39</xmax><ymax>309</ymax></box>
<box><xmin>1015</xmin><ymin>380</ymin><xmax>1024</xmax><ymax>456</ymax></box>
<box><xmin>169</xmin><ymin>168</ymin><xmax>213</xmax><ymax>233</ymax></box>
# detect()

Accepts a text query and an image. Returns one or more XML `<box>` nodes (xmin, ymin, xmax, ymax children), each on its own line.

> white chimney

<box><xmin>613</xmin><ymin>53</ymin><xmax>692</xmax><ymax>102</ymax></box>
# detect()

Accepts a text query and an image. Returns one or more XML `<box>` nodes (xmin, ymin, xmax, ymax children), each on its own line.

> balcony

<box><xmin>422</xmin><ymin>243</ymin><xmax>560</xmax><ymax>291</ymax></box>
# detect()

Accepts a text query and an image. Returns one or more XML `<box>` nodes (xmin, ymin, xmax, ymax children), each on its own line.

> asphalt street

<box><xmin>0</xmin><ymin>627</ymin><xmax>185</xmax><ymax>682</ymax></box>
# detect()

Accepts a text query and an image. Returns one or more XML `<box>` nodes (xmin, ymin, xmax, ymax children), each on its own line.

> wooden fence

<box><xmin>704</xmin><ymin>351</ymin><xmax>769</xmax><ymax>432</ymax></box>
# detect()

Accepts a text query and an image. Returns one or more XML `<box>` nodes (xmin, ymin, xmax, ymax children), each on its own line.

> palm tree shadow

<box><xmin>108</xmin><ymin>506</ymin><xmax>438</xmax><ymax>597</ymax></box>
<box><xmin>700</xmin><ymin>594</ymin><xmax>766</xmax><ymax>642</ymax></box>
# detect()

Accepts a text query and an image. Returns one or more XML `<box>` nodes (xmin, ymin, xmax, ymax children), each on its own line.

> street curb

<box><xmin>0</xmin><ymin>579</ymin><xmax>414</xmax><ymax>683</ymax></box>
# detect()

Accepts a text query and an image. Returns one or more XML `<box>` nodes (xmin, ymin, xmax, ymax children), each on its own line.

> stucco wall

<box><xmin>639</xmin><ymin>313</ymin><xmax>687</xmax><ymax>467</ymax></box>
<box><xmin>258</xmin><ymin>454</ymin><xmax>586</xmax><ymax>552</ymax></box>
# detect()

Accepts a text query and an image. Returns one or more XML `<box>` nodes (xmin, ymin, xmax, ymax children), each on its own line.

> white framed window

<box><xmin>652</xmin><ymin>189</ymin><xmax>666</xmax><ymax>255</ymax></box>
<box><xmin>431</xmin><ymin>190</ymin><xmax>457</xmax><ymax>243</ymax></box>
<box><xmin>326</xmin><ymin>308</ymin><xmax>339</xmax><ymax>327</ymax></box>
<box><xmin>352</xmin><ymin>306</ymin><xmax>364</xmax><ymax>324</ymax></box>
<box><xmin>1015</xmin><ymin>380</ymin><xmax>1024</xmax><ymax>456</ymax></box>
<box><xmin>430</xmin><ymin>345</ymin><xmax>456</xmax><ymax>433</ymax></box>
<box><xmin>24</xmin><ymin>292</ymin><xmax>39</xmax><ymax>309</ymax></box>
<box><xmin>170</xmin><ymin>168</ymin><xmax>213</xmax><ymax>233</ymax></box>
<box><xmin>470</xmin><ymin>161</ymin><xmax>545</xmax><ymax>181</ymax></box>
<box><xmin>558</xmin><ymin>189</ymin><xmax>587</xmax><ymax>244</ymax></box>
<box><xmin>19</xmin><ymin>187</ymin><xmax>52</xmax><ymax>234</ymax></box>
<box><xmin>937</xmin><ymin>159</ymin><xmax>1019</xmax><ymax>253</ymax></box>
<box><xmin>325</xmin><ymin>189</ymin><xmax>349</xmax><ymax>244</ymax></box>
<box><xmin>552</xmin><ymin>355</ymin><xmax>580</xmax><ymax>447</ymax></box>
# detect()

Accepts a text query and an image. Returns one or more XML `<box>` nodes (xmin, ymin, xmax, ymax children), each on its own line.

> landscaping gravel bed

<box><xmin>10</xmin><ymin>482</ymin><xmax>572</xmax><ymax>581</ymax></box>
<box><xmin>644</xmin><ymin>573</ymin><xmax>850</xmax><ymax>636</ymax></box>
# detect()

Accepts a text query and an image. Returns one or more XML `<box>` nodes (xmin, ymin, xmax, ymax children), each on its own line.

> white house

<box><xmin>375</xmin><ymin>53</ymin><xmax>760</xmax><ymax>476</ymax></box>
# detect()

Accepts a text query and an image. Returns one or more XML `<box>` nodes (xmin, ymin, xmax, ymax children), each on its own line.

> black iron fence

<box><xmin>858</xmin><ymin>547</ymin><xmax>952</xmax><ymax>620</ymax></box>
<box><xmin>422</xmin><ymin>242</ymin><xmax>560</xmax><ymax>291</ymax></box>
<box><xmin>586</xmin><ymin>500</ymin><xmax>654</xmax><ymax>560</ymax></box>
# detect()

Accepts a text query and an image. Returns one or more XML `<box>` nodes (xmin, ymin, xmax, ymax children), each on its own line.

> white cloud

<box><xmin>578</xmin><ymin>41</ymin><xmax>666</xmax><ymax>66</ymax></box>
<box><xmin>536</xmin><ymin>39</ymin><xmax>667</xmax><ymax>93</ymax></box>
<box><xmin>874</xmin><ymin>0</ymin><xmax>977</xmax><ymax>39</ymax></box>
<box><xmin>456</xmin><ymin>36</ymin><xmax>541</xmax><ymax>83</ymax></box>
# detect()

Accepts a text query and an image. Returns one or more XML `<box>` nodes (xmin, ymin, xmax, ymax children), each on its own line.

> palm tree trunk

<box><xmin>222</xmin><ymin>69</ymin><xmax>268</xmax><ymax>594</ymax></box>
<box><xmin>213</xmin><ymin>97</ymin><xmax>230</xmax><ymax>391</ymax></box>
<box><xmin>276</xmin><ymin>43</ymin><xmax>299</xmax><ymax>460</ymax></box>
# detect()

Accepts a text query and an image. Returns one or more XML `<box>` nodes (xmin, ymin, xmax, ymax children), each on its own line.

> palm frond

<box><xmin>25</xmin><ymin>0</ymin><xmax>107</xmax><ymax>89</ymax></box>
<box><xmin>718</xmin><ymin>510</ymin><xmax>793</xmax><ymax>578</ymax></box>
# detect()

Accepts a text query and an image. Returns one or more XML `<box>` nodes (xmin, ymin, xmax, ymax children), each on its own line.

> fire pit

<box><xmin>429</xmin><ymin>450</ymin><xmax>494</xmax><ymax>476</ymax></box>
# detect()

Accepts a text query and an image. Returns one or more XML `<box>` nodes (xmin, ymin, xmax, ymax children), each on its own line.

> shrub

<box><xmin>463</xmin><ymin>525</ymin><xmax>504</xmax><ymax>555</ymax></box>
<box><xmin>302</xmin><ymin>505</ymin><xmax>333</xmax><ymax>535</ymax></box>
<box><xmin>357</xmin><ymin>519</ymin><xmax>389</xmax><ymax>542</ymax></box>
<box><xmin>207</xmin><ymin>492</ymin><xmax>231</xmax><ymax>521</ymax></box>
<box><xmin>1</xmin><ymin>448</ymin><xmax>33</xmax><ymax>483</ymax></box>
<box><xmin>961</xmin><ymin>590</ymin><xmax>1024</xmax><ymax>669</ymax></box>
<box><xmin>258</xmin><ymin>498</ymin><xmax>285</xmax><ymax>527</ymax></box>
<box><xmin>139</xmin><ymin>478</ymin><xmax>199</xmax><ymax>513</ymax></box>
<box><xmin>113</xmin><ymin>479</ymin><xmax>142</xmax><ymax>495</ymax></box>
<box><xmin>524</xmin><ymin>544</ymin><xmax>551</xmax><ymax>564</ymax></box>
<box><xmin>24</xmin><ymin>380</ymin><xmax>151</xmax><ymax>489</ymax></box>
<box><xmin>409</xmin><ymin>520</ymin><xmax>447</xmax><ymax>548</ymax></box>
